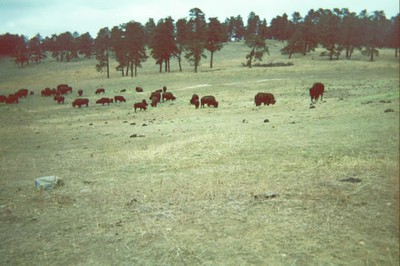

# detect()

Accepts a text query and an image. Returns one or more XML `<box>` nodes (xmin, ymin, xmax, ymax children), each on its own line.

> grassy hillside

<box><xmin>0</xmin><ymin>41</ymin><xmax>399</xmax><ymax>265</ymax></box>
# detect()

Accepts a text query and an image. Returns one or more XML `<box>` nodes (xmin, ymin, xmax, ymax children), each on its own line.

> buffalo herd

<box><xmin>0</xmin><ymin>83</ymin><xmax>326</xmax><ymax>112</ymax></box>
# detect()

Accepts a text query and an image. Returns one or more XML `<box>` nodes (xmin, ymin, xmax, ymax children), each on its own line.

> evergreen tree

<box><xmin>124</xmin><ymin>21</ymin><xmax>147</xmax><ymax>77</ymax></box>
<box><xmin>244</xmin><ymin>12</ymin><xmax>269</xmax><ymax>68</ymax></box>
<box><xmin>77</xmin><ymin>32</ymin><xmax>93</xmax><ymax>58</ymax></box>
<box><xmin>95</xmin><ymin>27</ymin><xmax>111</xmax><ymax>78</ymax></box>
<box><xmin>149</xmin><ymin>17</ymin><xmax>177</xmax><ymax>72</ymax></box>
<box><xmin>185</xmin><ymin>8</ymin><xmax>207</xmax><ymax>73</ymax></box>
<box><xmin>205</xmin><ymin>17</ymin><xmax>225</xmax><ymax>68</ymax></box>
<box><xmin>28</xmin><ymin>34</ymin><xmax>46</xmax><ymax>64</ymax></box>
<box><xmin>175</xmin><ymin>18</ymin><xmax>190</xmax><ymax>71</ymax></box>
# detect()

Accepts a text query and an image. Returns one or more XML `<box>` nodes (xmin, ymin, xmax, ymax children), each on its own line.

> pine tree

<box><xmin>95</xmin><ymin>27</ymin><xmax>111</xmax><ymax>78</ymax></box>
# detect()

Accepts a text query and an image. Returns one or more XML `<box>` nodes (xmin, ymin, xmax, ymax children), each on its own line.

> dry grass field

<box><xmin>0</xmin><ymin>41</ymin><xmax>399</xmax><ymax>265</ymax></box>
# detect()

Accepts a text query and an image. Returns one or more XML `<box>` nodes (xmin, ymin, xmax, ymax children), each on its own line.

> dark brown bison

<box><xmin>254</xmin><ymin>93</ymin><xmax>276</xmax><ymax>106</ymax></box>
<box><xmin>201</xmin><ymin>95</ymin><xmax>218</xmax><ymax>108</ymax></box>
<box><xmin>16</xmin><ymin>88</ymin><xmax>29</xmax><ymax>98</ymax></box>
<box><xmin>0</xmin><ymin>95</ymin><xmax>6</xmax><ymax>103</ymax></box>
<box><xmin>57</xmin><ymin>84</ymin><xmax>72</xmax><ymax>94</ymax></box>
<box><xmin>149</xmin><ymin>91</ymin><xmax>161</xmax><ymax>103</ymax></box>
<box><xmin>194</xmin><ymin>99</ymin><xmax>200</xmax><ymax>108</ymax></box>
<box><xmin>41</xmin><ymin>88</ymin><xmax>56</xmax><ymax>97</ymax></box>
<box><xmin>190</xmin><ymin>94</ymin><xmax>199</xmax><ymax>105</ymax></box>
<box><xmin>96</xmin><ymin>98</ymin><xmax>113</xmax><ymax>105</ymax></box>
<box><xmin>162</xmin><ymin>86</ymin><xmax>167</xmax><ymax>92</ymax></box>
<box><xmin>95</xmin><ymin>88</ymin><xmax>105</xmax><ymax>94</ymax></box>
<box><xmin>72</xmin><ymin>98</ymin><xmax>89</xmax><ymax>108</ymax></box>
<box><xmin>5</xmin><ymin>95</ymin><xmax>19</xmax><ymax>104</ymax></box>
<box><xmin>134</xmin><ymin>100</ymin><xmax>148</xmax><ymax>112</ymax></box>
<box><xmin>136</xmin><ymin>86</ymin><xmax>143</xmax><ymax>92</ymax></box>
<box><xmin>53</xmin><ymin>95</ymin><xmax>65</xmax><ymax>104</ymax></box>
<box><xmin>162</xmin><ymin>92</ymin><xmax>176</xmax><ymax>101</ymax></box>
<box><xmin>309</xmin><ymin>82</ymin><xmax>325</xmax><ymax>103</ymax></box>
<box><xmin>114</xmin><ymin>96</ymin><xmax>126</xmax><ymax>103</ymax></box>
<box><xmin>77</xmin><ymin>89</ymin><xmax>83</xmax><ymax>96</ymax></box>
<box><xmin>151</xmin><ymin>96</ymin><xmax>159</xmax><ymax>107</ymax></box>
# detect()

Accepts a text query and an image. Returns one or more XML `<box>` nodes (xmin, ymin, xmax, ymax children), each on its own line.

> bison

<box><xmin>194</xmin><ymin>99</ymin><xmax>200</xmax><ymax>108</ymax></box>
<box><xmin>41</xmin><ymin>88</ymin><xmax>56</xmax><ymax>97</ymax></box>
<box><xmin>95</xmin><ymin>88</ymin><xmax>105</xmax><ymax>94</ymax></box>
<box><xmin>162</xmin><ymin>92</ymin><xmax>176</xmax><ymax>101</ymax></box>
<box><xmin>96</xmin><ymin>98</ymin><xmax>113</xmax><ymax>105</ymax></box>
<box><xmin>309</xmin><ymin>82</ymin><xmax>325</xmax><ymax>103</ymax></box>
<box><xmin>135</xmin><ymin>86</ymin><xmax>143</xmax><ymax>92</ymax></box>
<box><xmin>114</xmin><ymin>96</ymin><xmax>126</xmax><ymax>103</ymax></box>
<box><xmin>134</xmin><ymin>100</ymin><xmax>148</xmax><ymax>112</ymax></box>
<box><xmin>77</xmin><ymin>89</ymin><xmax>83</xmax><ymax>96</ymax></box>
<box><xmin>57</xmin><ymin>84</ymin><xmax>72</xmax><ymax>94</ymax></box>
<box><xmin>53</xmin><ymin>95</ymin><xmax>65</xmax><ymax>104</ymax></box>
<box><xmin>72</xmin><ymin>98</ymin><xmax>89</xmax><ymax>108</ymax></box>
<box><xmin>190</xmin><ymin>94</ymin><xmax>199</xmax><ymax>105</ymax></box>
<box><xmin>149</xmin><ymin>91</ymin><xmax>161</xmax><ymax>103</ymax></box>
<box><xmin>162</xmin><ymin>86</ymin><xmax>167</xmax><ymax>93</ymax></box>
<box><xmin>151</xmin><ymin>96</ymin><xmax>159</xmax><ymax>107</ymax></box>
<box><xmin>16</xmin><ymin>88</ymin><xmax>29</xmax><ymax>98</ymax></box>
<box><xmin>201</xmin><ymin>95</ymin><xmax>218</xmax><ymax>108</ymax></box>
<box><xmin>254</xmin><ymin>92</ymin><xmax>276</xmax><ymax>106</ymax></box>
<box><xmin>5</xmin><ymin>95</ymin><xmax>19</xmax><ymax>104</ymax></box>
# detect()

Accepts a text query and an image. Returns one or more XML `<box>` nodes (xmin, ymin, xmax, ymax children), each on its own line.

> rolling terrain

<box><xmin>0</xmin><ymin>41</ymin><xmax>399</xmax><ymax>265</ymax></box>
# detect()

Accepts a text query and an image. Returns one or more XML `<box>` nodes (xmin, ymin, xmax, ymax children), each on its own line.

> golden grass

<box><xmin>0</xmin><ymin>41</ymin><xmax>399</xmax><ymax>265</ymax></box>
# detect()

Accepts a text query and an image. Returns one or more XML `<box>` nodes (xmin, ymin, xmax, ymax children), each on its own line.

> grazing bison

<box><xmin>57</xmin><ymin>84</ymin><xmax>72</xmax><ymax>94</ymax></box>
<box><xmin>96</xmin><ymin>98</ymin><xmax>113</xmax><ymax>105</ymax></box>
<box><xmin>134</xmin><ymin>100</ymin><xmax>148</xmax><ymax>112</ymax></box>
<box><xmin>190</xmin><ymin>94</ymin><xmax>199</xmax><ymax>105</ymax></box>
<box><xmin>41</xmin><ymin>87</ymin><xmax>56</xmax><ymax>97</ymax></box>
<box><xmin>16</xmin><ymin>88</ymin><xmax>29</xmax><ymax>98</ymax></box>
<box><xmin>201</xmin><ymin>95</ymin><xmax>219</xmax><ymax>108</ymax></box>
<box><xmin>309</xmin><ymin>82</ymin><xmax>325</xmax><ymax>103</ymax></box>
<box><xmin>95</xmin><ymin>88</ymin><xmax>105</xmax><ymax>94</ymax></box>
<box><xmin>77</xmin><ymin>89</ymin><xmax>83</xmax><ymax>96</ymax></box>
<box><xmin>72</xmin><ymin>98</ymin><xmax>89</xmax><ymax>108</ymax></box>
<box><xmin>114</xmin><ymin>96</ymin><xmax>126</xmax><ymax>103</ymax></box>
<box><xmin>53</xmin><ymin>95</ymin><xmax>65</xmax><ymax>104</ymax></box>
<box><xmin>5</xmin><ymin>95</ymin><xmax>19</xmax><ymax>104</ymax></box>
<box><xmin>162</xmin><ymin>92</ymin><xmax>176</xmax><ymax>101</ymax></box>
<box><xmin>135</xmin><ymin>86</ymin><xmax>143</xmax><ymax>92</ymax></box>
<box><xmin>254</xmin><ymin>92</ymin><xmax>276</xmax><ymax>106</ymax></box>
<box><xmin>162</xmin><ymin>86</ymin><xmax>167</xmax><ymax>92</ymax></box>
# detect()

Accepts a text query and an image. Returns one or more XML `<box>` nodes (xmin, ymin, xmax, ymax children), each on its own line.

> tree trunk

<box><xmin>210</xmin><ymin>51</ymin><xmax>214</xmax><ymax>68</ymax></box>
<box><xmin>370</xmin><ymin>47</ymin><xmax>374</xmax><ymax>61</ymax></box>
<box><xmin>395</xmin><ymin>48</ymin><xmax>398</xmax><ymax>58</ymax></box>
<box><xmin>178</xmin><ymin>56</ymin><xmax>182</xmax><ymax>72</ymax></box>
<box><xmin>125</xmin><ymin>62</ymin><xmax>129</xmax><ymax>76</ymax></box>
<box><xmin>106</xmin><ymin>49</ymin><xmax>110</xmax><ymax>79</ymax></box>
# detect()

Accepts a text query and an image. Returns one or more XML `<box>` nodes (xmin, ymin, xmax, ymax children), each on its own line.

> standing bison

<box><xmin>114</xmin><ymin>96</ymin><xmax>126</xmax><ymax>103</ymax></box>
<box><xmin>95</xmin><ymin>88</ymin><xmax>105</xmax><ymax>94</ymax></box>
<box><xmin>134</xmin><ymin>100</ymin><xmax>148</xmax><ymax>112</ymax></box>
<box><xmin>96</xmin><ymin>98</ymin><xmax>113</xmax><ymax>105</ymax></box>
<box><xmin>162</xmin><ymin>92</ymin><xmax>176</xmax><ymax>101</ymax></box>
<box><xmin>72</xmin><ymin>98</ymin><xmax>89</xmax><ymax>108</ymax></box>
<box><xmin>309</xmin><ymin>82</ymin><xmax>325</xmax><ymax>103</ymax></box>
<box><xmin>201</xmin><ymin>96</ymin><xmax>218</xmax><ymax>108</ymax></box>
<box><xmin>254</xmin><ymin>93</ymin><xmax>276</xmax><ymax>106</ymax></box>
<box><xmin>53</xmin><ymin>95</ymin><xmax>65</xmax><ymax>104</ymax></box>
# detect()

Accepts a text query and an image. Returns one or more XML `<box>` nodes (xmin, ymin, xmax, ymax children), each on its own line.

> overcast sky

<box><xmin>0</xmin><ymin>0</ymin><xmax>398</xmax><ymax>38</ymax></box>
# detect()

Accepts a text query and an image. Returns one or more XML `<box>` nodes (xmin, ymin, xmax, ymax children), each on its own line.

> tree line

<box><xmin>0</xmin><ymin>7</ymin><xmax>398</xmax><ymax>76</ymax></box>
